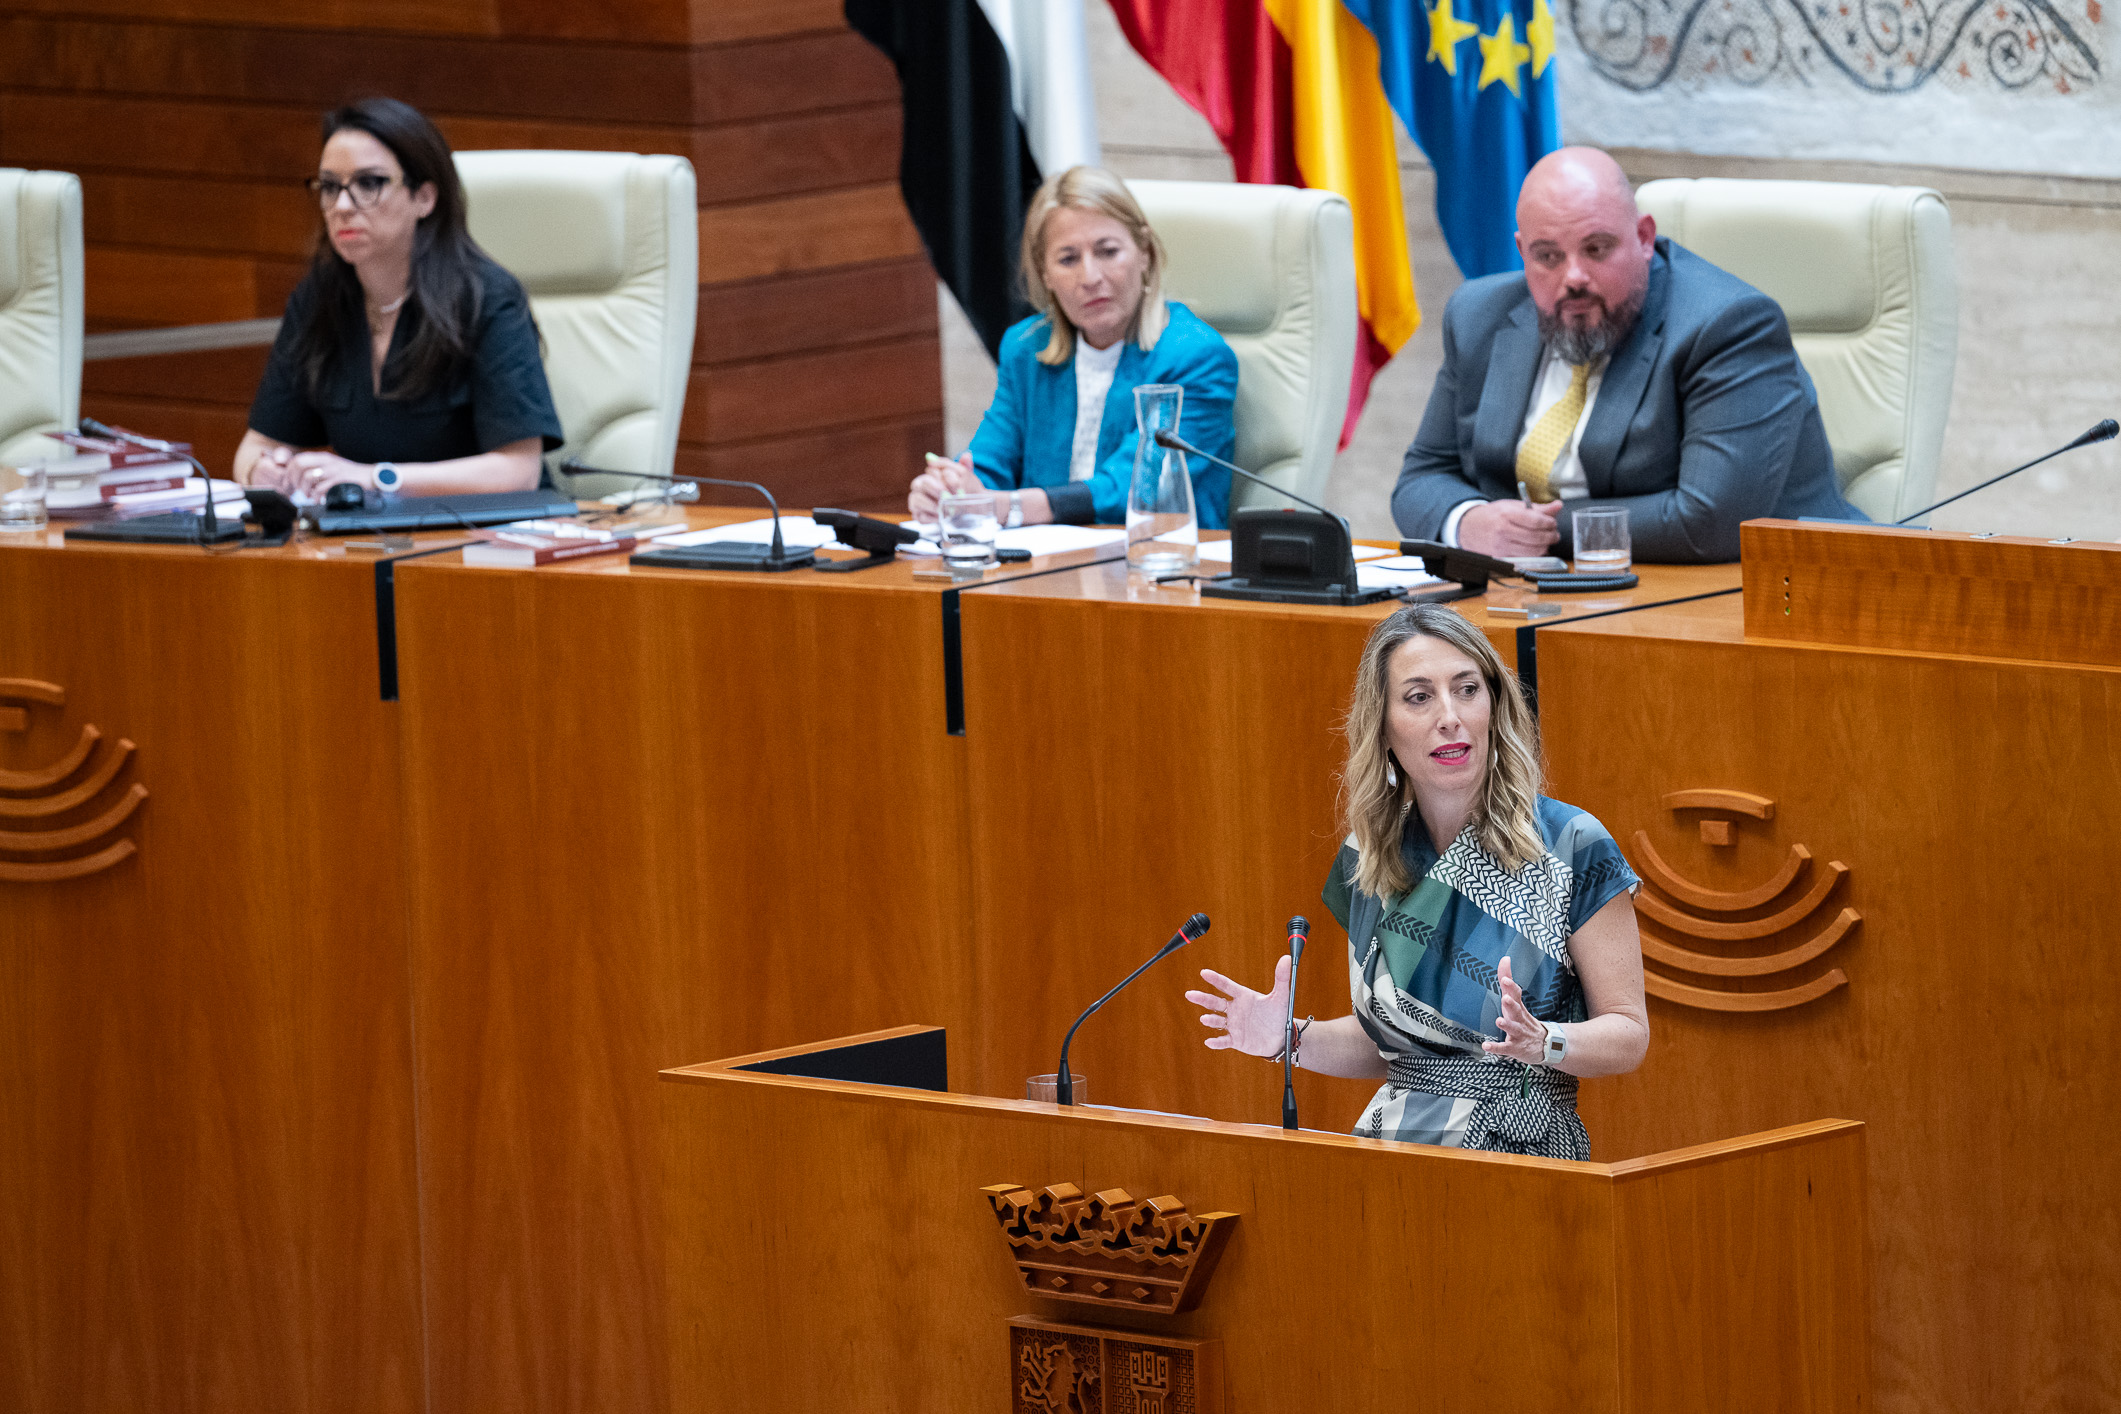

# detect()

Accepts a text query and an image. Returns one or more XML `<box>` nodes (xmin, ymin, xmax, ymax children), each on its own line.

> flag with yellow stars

<box><xmin>1345</xmin><ymin>0</ymin><xmax>1560</xmax><ymax>276</ymax></box>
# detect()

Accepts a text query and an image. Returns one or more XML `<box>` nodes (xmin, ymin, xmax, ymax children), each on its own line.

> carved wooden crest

<box><xmin>1008</xmin><ymin>1317</ymin><xmax>1221</xmax><ymax>1414</ymax></box>
<box><xmin>980</xmin><ymin>1182</ymin><xmax>1237</xmax><ymax>1316</ymax></box>
<box><xmin>1633</xmin><ymin>790</ymin><xmax>1860</xmax><ymax>1012</ymax></box>
<box><xmin>0</xmin><ymin>679</ymin><xmax>146</xmax><ymax>882</ymax></box>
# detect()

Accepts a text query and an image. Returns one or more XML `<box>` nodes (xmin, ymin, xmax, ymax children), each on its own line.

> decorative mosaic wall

<box><xmin>1557</xmin><ymin>0</ymin><xmax>2117</xmax><ymax>175</ymax></box>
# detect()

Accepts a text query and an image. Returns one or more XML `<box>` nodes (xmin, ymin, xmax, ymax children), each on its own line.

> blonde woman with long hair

<box><xmin>908</xmin><ymin>165</ymin><xmax>1237</xmax><ymax>529</ymax></box>
<box><xmin>1186</xmin><ymin>605</ymin><xmax>1649</xmax><ymax>1158</ymax></box>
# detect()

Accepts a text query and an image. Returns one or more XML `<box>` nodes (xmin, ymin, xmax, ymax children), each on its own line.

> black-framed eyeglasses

<box><xmin>306</xmin><ymin>173</ymin><xmax>398</xmax><ymax>210</ymax></box>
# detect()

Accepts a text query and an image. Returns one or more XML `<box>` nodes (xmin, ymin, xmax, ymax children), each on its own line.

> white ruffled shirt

<box><xmin>1067</xmin><ymin>338</ymin><xmax>1126</xmax><ymax>484</ymax></box>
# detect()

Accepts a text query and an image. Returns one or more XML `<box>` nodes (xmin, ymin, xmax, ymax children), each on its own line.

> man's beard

<box><xmin>1538</xmin><ymin>285</ymin><xmax>1645</xmax><ymax>364</ymax></box>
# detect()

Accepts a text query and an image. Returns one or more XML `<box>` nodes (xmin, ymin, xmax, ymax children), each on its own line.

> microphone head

<box><xmin>1180</xmin><ymin>912</ymin><xmax>1210</xmax><ymax>941</ymax></box>
<box><xmin>1287</xmin><ymin>916</ymin><xmax>1310</xmax><ymax>938</ymax></box>
<box><xmin>2075</xmin><ymin>418</ymin><xmax>2120</xmax><ymax>448</ymax></box>
<box><xmin>77</xmin><ymin>416</ymin><xmax>118</xmax><ymax>440</ymax></box>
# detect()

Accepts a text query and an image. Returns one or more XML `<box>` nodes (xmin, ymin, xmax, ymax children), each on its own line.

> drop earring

<box><xmin>1385</xmin><ymin>754</ymin><xmax>1399</xmax><ymax>789</ymax></box>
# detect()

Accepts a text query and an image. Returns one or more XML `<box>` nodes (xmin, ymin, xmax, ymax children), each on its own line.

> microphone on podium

<box><xmin>1895</xmin><ymin>418</ymin><xmax>2117</xmax><ymax>527</ymax></box>
<box><xmin>1054</xmin><ymin>912</ymin><xmax>1210</xmax><ymax>1107</ymax></box>
<box><xmin>1281</xmin><ymin>916</ymin><xmax>1308</xmax><ymax>1132</ymax></box>
<box><xmin>79</xmin><ymin>415</ymin><xmax>221</xmax><ymax>546</ymax></box>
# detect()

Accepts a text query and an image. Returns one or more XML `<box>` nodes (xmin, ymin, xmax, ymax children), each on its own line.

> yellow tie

<box><xmin>1515</xmin><ymin>362</ymin><xmax>1592</xmax><ymax>503</ymax></box>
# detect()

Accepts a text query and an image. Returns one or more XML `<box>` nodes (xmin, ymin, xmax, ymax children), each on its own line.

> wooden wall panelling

<box><xmin>1</xmin><ymin>6</ymin><xmax>940</xmax><ymax>511</ymax></box>
<box><xmin>389</xmin><ymin>560</ymin><xmax>977</xmax><ymax>1414</ymax></box>
<box><xmin>0</xmin><ymin>542</ymin><xmax>424</xmax><ymax>1414</ymax></box>
<box><xmin>673</xmin><ymin>417</ymin><xmax>942</xmax><ymax>512</ymax></box>
<box><xmin>0</xmin><ymin>0</ymin><xmax>498</xmax><ymax>37</ymax></box>
<box><xmin>0</xmin><ymin>17</ymin><xmax>896</xmax><ymax>127</ymax></box>
<box><xmin>696</xmin><ymin>257</ymin><xmax>939</xmax><ymax>363</ymax></box>
<box><xmin>1538</xmin><ymin>600</ymin><xmax>2121</xmax><ymax>1414</ymax></box>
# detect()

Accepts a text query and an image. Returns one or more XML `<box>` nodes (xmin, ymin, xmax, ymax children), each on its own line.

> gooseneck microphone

<box><xmin>1153</xmin><ymin>429</ymin><xmax>1350</xmax><ymax>531</ymax></box>
<box><xmin>560</xmin><ymin>459</ymin><xmax>803</xmax><ymax>568</ymax></box>
<box><xmin>1281</xmin><ymin>916</ymin><xmax>1308</xmax><ymax>1132</ymax></box>
<box><xmin>79</xmin><ymin>416</ymin><xmax>220</xmax><ymax>546</ymax></box>
<box><xmin>1054</xmin><ymin>912</ymin><xmax>1210</xmax><ymax>1106</ymax></box>
<box><xmin>1895</xmin><ymin>419</ymin><xmax>2117</xmax><ymax>527</ymax></box>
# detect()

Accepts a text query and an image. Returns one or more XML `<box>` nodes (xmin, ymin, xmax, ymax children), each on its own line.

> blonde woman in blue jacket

<box><xmin>910</xmin><ymin>166</ymin><xmax>1239</xmax><ymax>529</ymax></box>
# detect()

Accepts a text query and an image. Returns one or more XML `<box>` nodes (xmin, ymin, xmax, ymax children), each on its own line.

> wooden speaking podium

<box><xmin>660</xmin><ymin>1027</ymin><xmax>1868</xmax><ymax>1413</ymax></box>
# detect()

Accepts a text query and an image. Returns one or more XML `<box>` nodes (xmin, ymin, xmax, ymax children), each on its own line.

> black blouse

<box><xmin>248</xmin><ymin>259</ymin><xmax>564</xmax><ymax>465</ymax></box>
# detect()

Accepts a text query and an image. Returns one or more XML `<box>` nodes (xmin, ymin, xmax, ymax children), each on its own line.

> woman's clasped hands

<box><xmin>1185</xmin><ymin>955</ymin><xmax>1293</xmax><ymax>1057</ymax></box>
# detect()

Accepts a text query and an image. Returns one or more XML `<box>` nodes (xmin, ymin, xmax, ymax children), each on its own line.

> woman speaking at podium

<box><xmin>1187</xmin><ymin>605</ymin><xmax>1649</xmax><ymax>1158</ymax></box>
<box><xmin>907</xmin><ymin>166</ymin><xmax>1236</xmax><ymax>529</ymax></box>
<box><xmin>235</xmin><ymin>98</ymin><xmax>562</xmax><ymax>499</ymax></box>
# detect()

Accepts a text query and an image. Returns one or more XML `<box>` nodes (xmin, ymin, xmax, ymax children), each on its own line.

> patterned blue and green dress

<box><xmin>1321</xmin><ymin>796</ymin><xmax>1639</xmax><ymax>1160</ymax></box>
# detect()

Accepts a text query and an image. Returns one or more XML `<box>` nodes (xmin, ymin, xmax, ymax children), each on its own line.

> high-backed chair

<box><xmin>1635</xmin><ymin>177</ymin><xmax>1957</xmax><ymax>523</ymax></box>
<box><xmin>0</xmin><ymin>169</ymin><xmax>84</xmax><ymax>468</ymax></box>
<box><xmin>455</xmin><ymin>151</ymin><xmax>696</xmax><ymax>500</ymax></box>
<box><xmin>1129</xmin><ymin>180</ymin><xmax>1357</xmax><ymax>512</ymax></box>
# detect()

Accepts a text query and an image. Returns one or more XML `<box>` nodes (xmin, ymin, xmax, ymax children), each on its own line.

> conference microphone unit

<box><xmin>1281</xmin><ymin>916</ymin><xmax>1307</xmax><ymax>1132</ymax></box>
<box><xmin>76</xmin><ymin>415</ymin><xmax>242</xmax><ymax>547</ymax></box>
<box><xmin>562</xmin><ymin>459</ymin><xmax>815</xmax><ymax>572</ymax></box>
<box><xmin>1054</xmin><ymin>911</ymin><xmax>1210</xmax><ymax>1107</ymax></box>
<box><xmin>1895</xmin><ymin>418</ymin><xmax>2118</xmax><ymax>527</ymax></box>
<box><xmin>1151</xmin><ymin>431</ymin><xmax>1394</xmax><ymax>606</ymax></box>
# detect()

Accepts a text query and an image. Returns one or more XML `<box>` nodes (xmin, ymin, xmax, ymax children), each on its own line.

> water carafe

<box><xmin>1126</xmin><ymin>383</ymin><xmax>1197</xmax><ymax>576</ymax></box>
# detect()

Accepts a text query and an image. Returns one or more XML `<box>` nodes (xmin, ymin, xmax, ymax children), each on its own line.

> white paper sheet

<box><xmin>653</xmin><ymin>516</ymin><xmax>844</xmax><ymax>551</ymax></box>
<box><xmin>1356</xmin><ymin>558</ymin><xmax>1449</xmax><ymax>591</ymax></box>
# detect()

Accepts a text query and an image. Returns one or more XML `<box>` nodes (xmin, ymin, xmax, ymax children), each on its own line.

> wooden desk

<box><xmin>0</xmin><ymin>525</ymin><xmax>471</xmax><ymax>1414</ymax></box>
<box><xmin>662</xmin><ymin>1027</ymin><xmax>1868</xmax><ymax>1414</ymax></box>
<box><xmin>954</xmin><ymin>558</ymin><xmax>1740</xmax><ymax>1134</ymax></box>
<box><xmin>382</xmin><ymin>511</ymin><xmax>1122</xmax><ymax>1414</ymax></box>
<box><xmin>1535</xmin><ymin>527</ymin><xmax>2121</xmax><ymax>1414</ymax></box>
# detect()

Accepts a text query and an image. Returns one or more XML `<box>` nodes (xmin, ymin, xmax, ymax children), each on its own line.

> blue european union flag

<box><xmin>1342</xmin><ymin>0</ymin><xmax>1561</xmax><ymax>278</ymax></box>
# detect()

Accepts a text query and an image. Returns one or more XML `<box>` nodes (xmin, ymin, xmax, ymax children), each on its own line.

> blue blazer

<box><xmin>966</xmin><ymin>302</ymin><xmax>1239</xmax><ymax>528</ymax></box>
<box><xmin>1391</xmin><ymin>237</ymin><xmax>1866</xmax><ymax>563</ymax></box>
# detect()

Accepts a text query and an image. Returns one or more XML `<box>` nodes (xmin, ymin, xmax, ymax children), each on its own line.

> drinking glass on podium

<box><xmin>0</xmin><ymin>463</ymin><xmax>47</xmax><ymax>531</ymax></box>
<box><xmin>1025</xmin><ymin>1073</ymin><xmax>1086</xmax><ymax>1104</ymax></box>
<box><xmin>939</xmin><ymin>492</ymin><xmax>1000</xmax><ymax>571</ymax></box>
<box><xmin>1572</xmin><ymin>506</ymin><xmax>1631</xmax><ymax>573</ymax></box>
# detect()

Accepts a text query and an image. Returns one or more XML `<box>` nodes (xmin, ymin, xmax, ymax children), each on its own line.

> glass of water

<box><xmin>0</xmin><ymin>464</ymin><xmax>48</xmax><ymax>532</ymax></box>
<box><xmin>938</xmin><ymin>491</ymin><xmax>1000</xmax><ymax>570</ymax></box>
<box><xmin>1572</xmin><ymin>506</ymin><xmax>1631</xmax><ymax>573</ymax></box>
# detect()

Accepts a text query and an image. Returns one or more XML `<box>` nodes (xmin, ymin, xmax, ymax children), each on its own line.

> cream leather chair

<box><xmin>0</xmin><ymin>170</ymin><xmax>84</xmax><ymax>468</ymax></box>
<box><xmin>1635</xmin><ymin>178</ymin><xmax>1957</xmax><ymax>523</ymax></box>
<box><xmin>455</xmin><ymin>150</ymin><xmax>696</xmax><ymax>499</ymax></box>
<box><xmin>1129</xmin><ymin>181</ymin><xmax>1358</xmax><ymax>512</ymax></box>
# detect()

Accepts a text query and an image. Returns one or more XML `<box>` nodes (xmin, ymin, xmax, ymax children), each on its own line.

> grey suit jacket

<box><xmin>1390</xmin><ymin>237</ymin><xmax>1865</xmax><ymax>564</ymax></box>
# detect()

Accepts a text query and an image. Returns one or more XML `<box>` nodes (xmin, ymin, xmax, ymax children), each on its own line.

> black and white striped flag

<box><xmin>846</xmin><ymin>0</ymin><xmax>1101</xmax><ymax>358</ymax></box>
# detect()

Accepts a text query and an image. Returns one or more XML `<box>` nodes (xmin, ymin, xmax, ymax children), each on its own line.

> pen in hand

<box><xmin>1517</xmin><ymin>479</ymin><xmax>1532</xmax><ymax>506</ymax></box>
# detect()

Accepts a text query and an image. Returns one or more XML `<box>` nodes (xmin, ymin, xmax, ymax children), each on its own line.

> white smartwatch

<box><xmin>373</xmin><ymin>462</ymin><xmax>402</xmax><ymax>493</ymax></box>
<box><xmin>1541</xmin><ymin>1023</ymin><xmax>1569</xmax><ymax>1067</ymax></box>
<box><xmin>1006</xmin><ymin>490</ymin><xmax>1024</xmax><ymax>529</ymax></box>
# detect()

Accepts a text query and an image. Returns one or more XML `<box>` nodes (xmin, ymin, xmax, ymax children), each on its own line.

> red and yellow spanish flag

<box><xmin>1108</xmin><ymin>0</ymin><xmax>1419</xmax><ymax>444</ymax></box>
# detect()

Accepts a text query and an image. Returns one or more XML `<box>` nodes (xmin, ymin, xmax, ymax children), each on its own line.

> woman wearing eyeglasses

<box><xmin>235</xmin><ymin>97</ymin><xmax>562</xmax><ymax>499</ymax></box>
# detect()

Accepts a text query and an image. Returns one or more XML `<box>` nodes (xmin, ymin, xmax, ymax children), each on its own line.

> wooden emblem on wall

<box><xmin>1632</xmin><ymin>789</ymin><xmax>1860</xmax><ymax>1012</ymax></box>
<box><xmin>983</xmin><ymin>1182</ymin><xmax>1235</xmax><ymax>1412</ymax></box>
<box><xmin>981</xmin><ymin>1182</ymin><xmax>1237</xmax><ymax>1315</ymax></box>
<box><xmin>0</xmin><ymin>679</ymin><xmax>147</xmax><ymax>882</ymax></box>
<box><xmin>1008</xmin><ymin>1317</ymin><xmax>1222</xmax><ymax>1414</ymax></box>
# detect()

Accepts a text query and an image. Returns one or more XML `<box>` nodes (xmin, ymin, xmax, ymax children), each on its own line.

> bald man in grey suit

<box><xmin>1392</xmin><ymin>148</ymin><xmax>1865</xmax><ymax>564</ymax></box>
